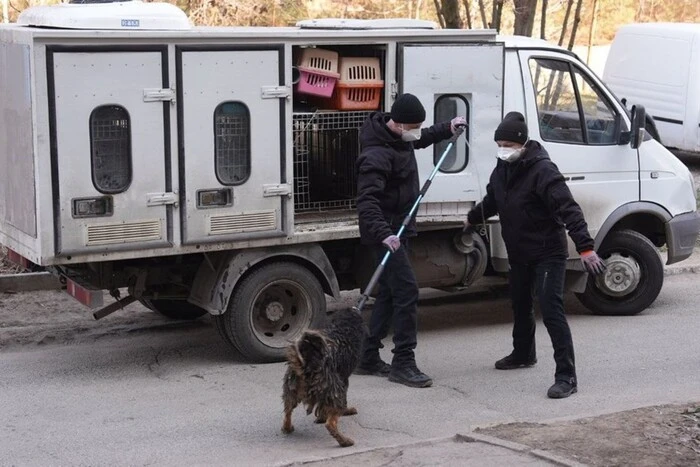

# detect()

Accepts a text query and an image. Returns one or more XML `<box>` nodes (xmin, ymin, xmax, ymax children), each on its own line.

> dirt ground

<box><xmin>478</xmin><ymin>404</ymin><xmax>700</xmax><ymax>467</ymax></box>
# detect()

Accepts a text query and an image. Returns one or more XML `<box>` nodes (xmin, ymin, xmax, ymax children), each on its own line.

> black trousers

<box><xmin>509</xmin><ymin>258</ymin><xmax>576</xmax><ymax>383</ymax></box>
<box><xmin>361</xmin><ymin>241</ymin><xmax>419</xmax><ymax>367</ymax></box>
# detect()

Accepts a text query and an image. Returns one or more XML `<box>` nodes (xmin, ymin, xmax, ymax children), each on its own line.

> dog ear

<box><xmin>297</xmin><ymin>331</ymin><xmax>330</xmax><ymax>368</ymax></box>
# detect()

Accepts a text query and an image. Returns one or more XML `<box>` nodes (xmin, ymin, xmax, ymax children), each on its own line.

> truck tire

<box><xmin>219</xmin><ymin>262</ymin><xmax>326</xmax><ymax>363</ymax></box>
<box><xmin>575</xmin><ymin>229</ymin><xmax>663</xmax><ymax>316</ymax></box>
<box><xmin>139</xmin><ymin>299</ymin><xmax>207</xmax><ymax>321</ymax></box>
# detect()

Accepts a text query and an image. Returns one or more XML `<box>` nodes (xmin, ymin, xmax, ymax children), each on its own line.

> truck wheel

<box><xmin>139</xmin><ymin>299</ymin><xmax>207</xmax><ymax>321</ymax></box>
<box><xmin>575</xmin><ymin>229</ymin><xmax>663</xmax><ymax>316</ymax></box>
<box><xmin>220</xmin><ymin>262</ymin><xmax>326</xmax><ymax>363</ymax></box>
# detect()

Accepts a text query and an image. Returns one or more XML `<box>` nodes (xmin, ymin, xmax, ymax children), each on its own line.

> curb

<box><xmin>276</xmin><ymin>433</ymin><xmax>584</xmax><ymax>466</ymax></box>
<box><xmin>458</xmin><ymin>432</ymin><xmax>587</xmax><ymax>467</ymax></box>
<box><xmin>0</xmin><ymin>271</ymin><xmax>63</xmax><ymax>293</ymax></box>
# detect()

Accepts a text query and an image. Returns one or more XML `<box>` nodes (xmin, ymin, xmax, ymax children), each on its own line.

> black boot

<box><xmin>388</xmin><ymin>364</ymin><xmax>433</xmax><ymax>388</ymax></box>
<box><xmin>354</xmin><ymin>358</ymin><xmax>391</xmax><ymax>377</ymax></box>
<box><xmin>495</xmin><ymin>353</ymin><xmax>537</xmax><ymax>370</ymax></box>
<box><xmin>547</xmin><ymin>379</ymin><xmax>578</xmax><ymax>399</ymax></box>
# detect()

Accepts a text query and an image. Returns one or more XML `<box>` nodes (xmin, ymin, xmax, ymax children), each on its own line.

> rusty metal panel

<box><xmin>0</xmin><ymin>42</ymin><xmax>36</xmax><ymax>237</ymax></box>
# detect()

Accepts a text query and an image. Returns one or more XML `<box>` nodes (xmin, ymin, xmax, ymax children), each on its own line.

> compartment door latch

<box><xmin>147</xmin><ymin>192</ymin><xmax>179</xmax><ymax>207</ymax></box>
<box><xmin>261</xmin><ymin>86</ymin><xmax>291</xmax><ymax>100</ymax></box>
<box><xmin>143</xmin><ymin>88</ymin><xmax>176</xmax><ymax>104</ymax></box>
<box><xmin>263</xmin><ymin>184</ymin><xmax>292</xmax><ymax>198</ymax></box>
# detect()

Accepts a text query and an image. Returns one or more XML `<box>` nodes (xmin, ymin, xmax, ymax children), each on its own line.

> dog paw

<box><xmin>342</xmin><ymin>407</ymin><xmax>358</xmax><ymax>416</ymax></box>
<box><xmin>338</xmin><ymin>438</ymin><xmax>355</xmax><ymax>448</ymax></box>
<box><xmin>281</xmin><ymin>425</ymin><xmax>295</xmax><ymax>434</ymax></box>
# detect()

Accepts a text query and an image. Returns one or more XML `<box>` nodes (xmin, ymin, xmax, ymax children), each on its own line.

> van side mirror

<box><xmin>629</xmin><ymin>105</ymin><xmax>646</xmax><ymax>149</ymax></box>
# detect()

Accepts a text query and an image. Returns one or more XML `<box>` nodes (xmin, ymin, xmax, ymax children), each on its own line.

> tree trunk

<box><xmin>567</xmin><ymin>0</ymin><xmax>584</xmax><ymax>51</ymax></box>
<box><xmin>462</xmin><ymin>0</ymin><xmax>472</xmax><ymax>29</ymax></box>
<box><xmin>441</xmin><ymin>0</ymin><xmax>464</xmax><ymax>29</ymax></box>
<box><xmin>432</xmin><ymin>0</ymin><xmax>447</xmax><ymax>28</ymax></box>
<box><xmin>491</xmin><ymin>0</ymin><xmax>504</xmax><ymax>31</ymax></box>
<box><xmin>540</xmin><ymin>0</ymin><xmax>547</xmax><ymax>39</ymax></box>
<box><xmin>558</xmin><ymin>0</ymin><xmax>574</xmax><ymax>47</ymax></box>
<box><xmin>477</xmin><ymin>0</ymin><xmax>488</xmax><ymax>28</ymax></box>
<box><xmin>512</xmin><ymin>0</ymin><xmax>536</xmax><ymax>36</ymax></box>
<box><xmin>415</xmin><ymin>0</ymin><xmax>424</xmax><ymax>19</ymax></box>
<box><xmin>586</xmin><ymin>0</ymin><xmax>599</xmax><ymax>64</ymax></box>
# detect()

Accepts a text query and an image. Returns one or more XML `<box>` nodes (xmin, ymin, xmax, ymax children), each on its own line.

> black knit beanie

<box><xmin>390</xmin><ymin>93</ymin><xmax>426</xmax><ymax>124</ymax></box>
<box><xmin>494</xmin><ymin>111</ymin><xmax>528</xmax><ymax>144</ymax></box>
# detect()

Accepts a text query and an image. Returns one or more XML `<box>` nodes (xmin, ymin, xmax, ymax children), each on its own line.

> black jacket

<box><xmin>356</xmin><ymin>112</ymin><xmax>453</xmax><ymax>245</ymax></box>
<box><xmin>467</xmin><ymin>141</ymin><xmax>594</xmax><ymax>263</ymax></box>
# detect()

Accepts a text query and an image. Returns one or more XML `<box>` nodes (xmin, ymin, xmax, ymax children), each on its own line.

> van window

<box><xmin>434</xmin><ymin>95</ymin><xmax>469</xmax><ymax>172</ymax></box>
<box><xmin>214</xmin><ymin>102</ymin><xmax>250</xmax><ymax>185</ymax></box>
<box><xmin>89</xmin><ymin>105</ymin><xmax>132</xmax><ymax>194</ymax></box>
<box><xmin>529</xmin><ymin>58</ymin><xmax>619</xmax><ymax>146</ymax></box>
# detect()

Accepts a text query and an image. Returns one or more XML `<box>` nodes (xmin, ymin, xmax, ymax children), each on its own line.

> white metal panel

<box><xmin>402</xmin><ymin>43</ymin><xmax>504</xmax><ymax>218</ymax></box>
<box><xmin>52</xmin><ymin>50</ymin><xmax>170</xmax><ymax>254</ymax></box>
<box><xmin>179</xmin><ymin>49</ymin><xmax>285</xmax><ymax>244</ymax></box>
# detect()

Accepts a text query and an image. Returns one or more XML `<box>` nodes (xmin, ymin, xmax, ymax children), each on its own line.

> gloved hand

<box><xmin>462</xmin><ymin>219</ymin><xmax>472</xmax><ymax>233</ymax></box>
<box><xmin>451</xmin><ymin>116</ymin><xmax>467</xmax><ymax>134</ymax></box>
<box><xmin>580</xmin><ymin>250</ymin><xmax>606</xmax><ymax>275</ymax></box>
<box><xmin>382</xmin><ymin>235</ymin><xmax>401</xmax><ymax>253</ymax></box>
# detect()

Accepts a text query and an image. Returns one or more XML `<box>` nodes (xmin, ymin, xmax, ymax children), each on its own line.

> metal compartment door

<box><xmin>399</xmin><ymin>43</ymin><xmax>504</xmax><ymax>219</ymax></box>
<box><xmin>178</xmin><ymin>47</ymin><xmax>287</xmax><ymax>244</ymax></box>
<box><xmin>50</xmin><ymin>49</ymin><xmax>172</xmax><ymax>255</ymax></box>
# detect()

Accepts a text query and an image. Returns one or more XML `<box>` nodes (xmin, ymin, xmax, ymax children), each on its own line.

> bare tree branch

<box><xmin>462</xmin><ymin>0</ymin><xmax>472</xmax><ymax>28</ymax></box>
<box><xmin>433</xmin><ymin>0</ymin><xmax>446</xmax><ymax>28</ymax></box>
<box><xmin>567</xmin><ymin>0</ymin><xmax>584</xmax><ymax>51</ymax></box>
<box><xmin>540</xmin><ymin>0</ymin><xmax>547</xmax><ymax>39</ymax></box>
<box><xmin>477</xmin><ymin>0</ymin><xmax>488</xmax><ymax>28</ymax></box>
<box><xmin>558</xmin><ymin>0</ymin><xmax>574</xmax><ymax>47</ymax></box>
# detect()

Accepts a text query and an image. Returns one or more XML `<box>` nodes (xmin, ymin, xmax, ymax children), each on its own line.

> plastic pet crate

<box><xmin>294</xmin><ymin>48</ymin><xmax>340</xmax><ymax>98</ymax></box>
<box><xmin>330</xmin><ymin>57</ymin><xmax>384</xmax><ymax>110</ymax></box>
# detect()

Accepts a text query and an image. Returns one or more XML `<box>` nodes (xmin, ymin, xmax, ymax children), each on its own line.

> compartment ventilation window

<box><xmin>434</xmin><ymin>95</ymin><xmax>470</xmax><ymax>173</ymax></box>
<box><xmin>89</xmin><ymin>105</ymin><xmax>132</xmax><ymax>194</ymax></box>
<box><xmin>214</xmin><ymin>101</ymin><xmax>251</xmax><ymax>186</ymax></box>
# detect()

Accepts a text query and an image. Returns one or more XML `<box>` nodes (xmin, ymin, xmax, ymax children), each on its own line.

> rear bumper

<box><xmin>665</xmin><ymin>211</ymin><xmax>700</xmax><ymax>265</ymax></box>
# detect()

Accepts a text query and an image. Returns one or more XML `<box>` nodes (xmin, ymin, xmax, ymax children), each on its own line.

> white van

<box><xmin>1</xmin><ymin>1</ymin><xmax>698</xmax><ymax>362</ymax></box>
<box><xmin>603</xmin><ymin>23</ymin><xmax>700</xmax><ymax>155</ymax></box>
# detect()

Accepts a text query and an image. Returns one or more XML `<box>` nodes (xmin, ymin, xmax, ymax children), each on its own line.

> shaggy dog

<box><xmin>281</xmin><ymin>307</ymin><xmax>365</xmax><ymax>447</ymax></box>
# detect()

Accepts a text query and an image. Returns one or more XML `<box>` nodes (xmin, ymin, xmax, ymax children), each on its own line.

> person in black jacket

<box><xmin>465</xmin><ymin>111</ymin><xmax>606</xmax><ymax>399</ymax></box>
<box><xmin>354</xmin><ymin>93</ymin><xmax>465</xmax><ymax>388</ymax></box>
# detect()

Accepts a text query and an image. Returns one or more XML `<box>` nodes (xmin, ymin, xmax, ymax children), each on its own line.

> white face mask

<box><xmin>496</xmin><ymin>141</ymin><xmax>528</xmax><ymax>162</ymax></box>
<box><xmin>400</xmin><ymin>126</ymin><xmax>422</xmax><ymax>142</ymax></box>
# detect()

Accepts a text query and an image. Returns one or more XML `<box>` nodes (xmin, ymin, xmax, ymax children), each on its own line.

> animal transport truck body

<box><xmin>1</xmin><ymin>1</ymin><xmax>698</xmax><ymax>362</ymax></box>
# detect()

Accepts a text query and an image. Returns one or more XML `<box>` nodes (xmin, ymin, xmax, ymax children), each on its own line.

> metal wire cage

<box><xmin>292</xmin><ymin>111</ymin><xmax>372</xmax><ymax>213</ymax></box>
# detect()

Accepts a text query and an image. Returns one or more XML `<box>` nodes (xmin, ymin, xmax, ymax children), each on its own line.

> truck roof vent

<box><xmin>296</xmin><ymin>18</ymin><xmax>437</xmax><ymax>30</ymax></box>
<box><xmin>17</xmin><ymin>0</ymin><xmax>191</xmax><ymax>30</ymax></box>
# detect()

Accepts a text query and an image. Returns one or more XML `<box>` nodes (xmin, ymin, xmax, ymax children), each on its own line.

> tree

<box><xmin>434</xmin><ymin>0</ymin><xmax>463</xmax><ymax>28</ymax></box>
<box><xmin>513</xmin><ymin>0</ymin><xmax>538</xmax><ymax>36</ymax></box>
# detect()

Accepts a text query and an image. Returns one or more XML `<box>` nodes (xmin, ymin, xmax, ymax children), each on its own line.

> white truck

<box><xmin>603</xmin><ymin>22</ymin><xmax>700</xmax><ymax>156</ymax></box>
<box><xmin>1</xmin><ymin>1</ymin><xmax>698</xmax><ymax>362</ymax></box>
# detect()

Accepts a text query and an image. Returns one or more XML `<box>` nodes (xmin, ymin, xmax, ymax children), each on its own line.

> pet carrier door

<box><xmin>400</xmin><ymin>43</ymin><xmax>504</xmax><ymax>218</ymax></box>
<box><xmin>49</xmin><ymin>49</ymin><xmax>172</xmax><ymax>255</ymax></box>
<box><xmin>178</xmin><ymin>47</ymin><xmax>287</xmax><ymax>244</ymax></box>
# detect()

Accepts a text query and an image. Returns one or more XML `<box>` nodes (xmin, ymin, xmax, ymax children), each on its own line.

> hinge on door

<box><xmin>390</xmin><ymin>82</ymin><xmax>399</xmax><ymax>99</ymax></box>
<box><xmin>143</xmin><ymin>88</ymin><xmax>176</xmax><ymax>103</ymax></box>
<box><xmin>261</xmin><ymin>86</ymin><xmax>291</xmax><ymax>100</ymax></box>
<box><xmin>147</xmin><ymin>192</ymin><xmax>179</xmax><ymax>207</ymax></box>
<box><xmin>263</xmin><ymin>183</ymin><xmax>292</xmax><ymax>198</ymax></box>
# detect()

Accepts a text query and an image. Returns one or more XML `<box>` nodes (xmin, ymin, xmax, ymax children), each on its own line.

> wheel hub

<box><xmin>264</xmin><ymin>301</ymin><xmax>285</xmax><ymax>322</ymax></box>
<box><xmin>596</xmin><ymin>253</ymin><xmax>641</xmax><ymax>297</ymax></box>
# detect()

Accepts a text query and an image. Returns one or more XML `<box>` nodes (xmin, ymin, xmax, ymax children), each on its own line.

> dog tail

<box><xmin>286</xmin><ymin>330</ymin><xmax>329</xmax><ymax>377</ymax></box>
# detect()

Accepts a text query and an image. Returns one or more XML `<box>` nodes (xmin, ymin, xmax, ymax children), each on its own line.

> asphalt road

<box><xmin>1</xmin><ymin>273</ymin><xmax>699</xmax><ymax>466</ymax></box>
